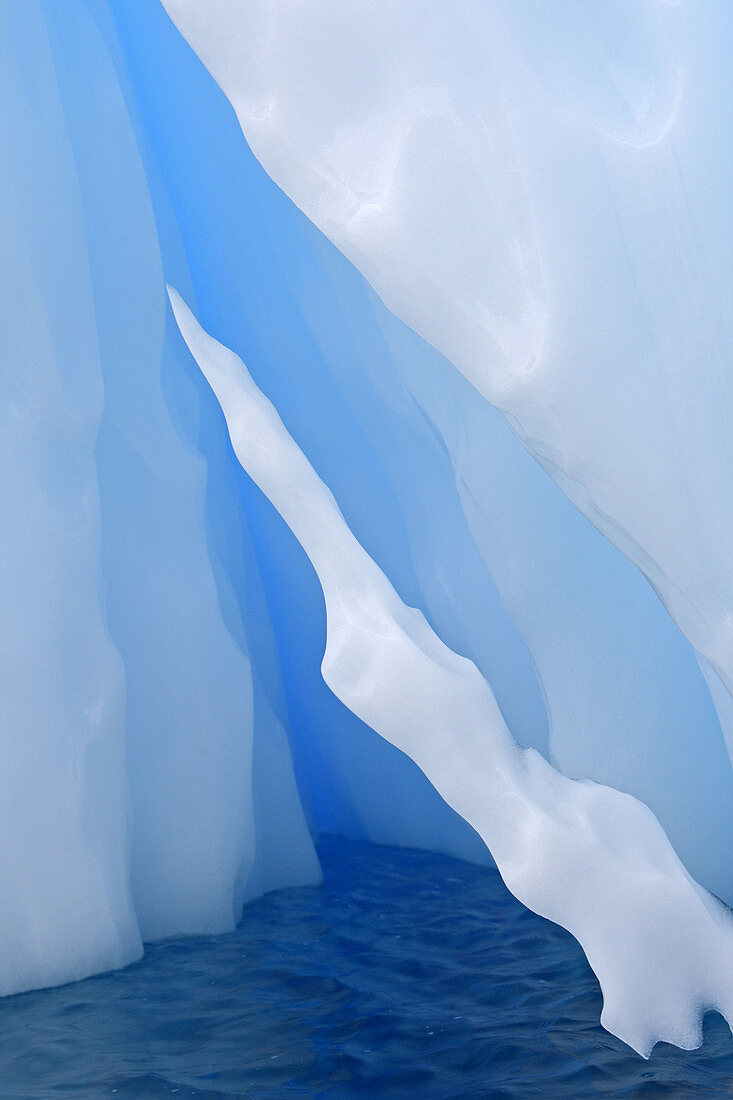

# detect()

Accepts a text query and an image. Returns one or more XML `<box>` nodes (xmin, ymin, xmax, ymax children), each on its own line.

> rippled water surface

<box><xmin>0</xmin><ymin>836</ymin><xmax>730</xmax><ymax>1098</ymax></box>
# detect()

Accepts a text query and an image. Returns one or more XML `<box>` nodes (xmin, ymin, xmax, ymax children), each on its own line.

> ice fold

<box><xmin>168</xmin><ymin>287</ymin><xmax>733</xmax><ymax>1058</ymax></box>
<box><xmin>160</xmin><ymin>0</ymin><xmax>733</xmax><ymax>751</ymax></box>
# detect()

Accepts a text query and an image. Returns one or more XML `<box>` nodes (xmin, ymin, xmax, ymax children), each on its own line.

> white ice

<box><xmin>161</xmin><ymin>0</ymin><xmax>733</xmax><ymax>749</ymax></box>
<box><xmin>168</xmin><ymin>287</ymin><xmax>733</xmax><ymax>1058</ymax></box>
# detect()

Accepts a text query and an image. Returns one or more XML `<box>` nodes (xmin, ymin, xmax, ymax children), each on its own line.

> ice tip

<box><xmin>165</xmin><ymin>284</ymin><xmax>199</xmax><ymax>346</ymax></box>
<box><xmin>165</xmin><ymin>283</ymin><xmax>185</xmax><ymax>314</ymax></box>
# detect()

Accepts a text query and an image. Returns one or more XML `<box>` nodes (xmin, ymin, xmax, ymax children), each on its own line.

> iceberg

<box><xmin>168</xmin><ymin>287</ymin><xmax>733</xmax><ymax>1058</ymax></box>
<box><xmin>157</xmin><ymin>0</ymin><xmax>733</xmax><ymax>1051</ymax></box>
<box><xmin>160</xmin><ymin>0</ymin><xmax>733</xmax><ymax>745</ymax></box>
<box><xmin>1</xmin><ymin>0</ymin><xmax>732</xmax><ymax>1064</ymax></box>
<box><xmin>0</xmin><ymin>0</ymin><xmax>140</xmax><ymax>993</ymax></box>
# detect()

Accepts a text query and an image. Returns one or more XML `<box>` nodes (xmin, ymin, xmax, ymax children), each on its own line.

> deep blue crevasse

<box><xmin>85</xmin><ymin>0</ymin><xmax>542</xmax><ymax>858</ymax></box>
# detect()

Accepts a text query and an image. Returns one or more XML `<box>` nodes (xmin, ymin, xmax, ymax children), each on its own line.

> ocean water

<box><xmin>0</xmin><ymin>837</ymin><xmax>730</xmax><ymax>1098</ymax></box>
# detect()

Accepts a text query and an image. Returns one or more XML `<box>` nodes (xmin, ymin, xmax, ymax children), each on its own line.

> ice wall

<box><xmin>369</xmin><ymin>303</ymin><xmax>733</xmax><ymax>905</ymax></box>
<box><xmin>0</xmin><ymin>1</ymin><xmax>140</xmax><ymax>992</ymax></box>
<box><xmin>168</xmin><ymin>289</ymin><xmax>733</xmax><ymax>1058</ymax></box>
<box><xmin>108</xmin><ymin>0</ymin><xmax>504</xmax><ymax>867</ymax></box>
<box><xmin>4</xmin><ymin>0</ymin><xmax>493</xmax><ymax>993</ymax></box>
<box><xmin>160</xmin><ymin>0</ymin><xmax>733</xmax><ymax>751</ymax></box>
<box><xmin>41</xmin><ymin>0</ymin><xmax>322</xmax><ymax>942</ymax></box>
<box><xmin>119</xmin><ymin>0</ymin><xmax>733</xmax><ymax>902</ymax></box>
<box><xmin>157</xmin><ymin>0</ymin><xmax>733</xmax><ymax>1052</ymax></box>
<box><xmin>0</xmin><ymin>0</ymin><xmax>324</xmax><ymax>992</ymax></box>
<box><xmin>3</xmin><ymin>0</ymin><xmax>733</xmax><ymax>1058</ymax></box>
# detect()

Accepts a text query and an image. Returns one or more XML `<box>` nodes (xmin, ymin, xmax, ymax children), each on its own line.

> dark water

<box><xmin>0</xmin><ymin>837</ymin><xmax>730</xmax><ymax>1098</ymax></box>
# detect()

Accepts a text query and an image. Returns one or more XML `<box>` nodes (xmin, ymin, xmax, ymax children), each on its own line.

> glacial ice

<box><xmin>0</xmin><ymin>0</ymin><xmax>140</xmax><ymax>992</ymax></box>
<box><xmin>168</xmin><ymin>288</ymin><xmax>733</xmax><ymax>1058</ymax></box>
<box><xmin>161</xmin><ymin>0</ymin><xmax>733</xmax><ymax>745</ymax></box>
<box><xmin>0</xmin><ymin>0</ymin><xmax>320</xmax><ymax>989</ymax></box>
<box><xmin>2</xmin><ymin>0</ymin><xmax>732</xmax><ymax>1061</ymax></box>
<box><xmin>157</xmin><ymin>0</ymin><xmax>733</xmax><ymax>1051</ymax></box>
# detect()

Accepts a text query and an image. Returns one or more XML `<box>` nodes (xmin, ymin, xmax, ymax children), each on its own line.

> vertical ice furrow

<box><xmin>41</xmin><ymin>0</ymin><xmax>323</xmax><ymax>942</ymax></box>
<box><xmin>0</xmin><ymin>0</ymin><xmax>142</xmax><ymax>994</ymax></box>
<box><xmin>168</xmin><ymin>287</ymin><xmax>733</xmax><ymax>1058</ymax></box>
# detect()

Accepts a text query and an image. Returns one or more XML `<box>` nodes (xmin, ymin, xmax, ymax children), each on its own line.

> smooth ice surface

<box><xmin>105</xmin><ymin>0</ymin><xmax>505</xmax><ymax>872</ymax></box>
<box><xmin>169</xmin><ymin>289</ymin><xmax>733</xmax><ymax>1057</ymax></box>
<box><xmin>0</xmin><ymin>1</ymin><xmax>140</xmax><ymax>993</ymax></box>
<box><xmin>366</xmin><ymin>298</ymin><xmax>733</xmax><ymax>907</ymax></box>
<box><xmin>162</xmin><ymin>0</ymin><xmax>733</xmax><ymax>748</ymax></box>
<box><xmin>43</xmin><ymin>0</ymin><xmax>258</xmax><ymax>942</ymax></box>
<box><xmin>148</xmin><ymin>0</ymin><xmax>733</xmax><ymax>909</ymax></box>
<box><xmin>0</xmin><ymin>0</ymin><xmax>321</xmax><ymax>990</ymax></box>
<box><xmin>4</xmin><ymin>0</ymin><xmax>733</xmax><ymax>1062</ymax></box>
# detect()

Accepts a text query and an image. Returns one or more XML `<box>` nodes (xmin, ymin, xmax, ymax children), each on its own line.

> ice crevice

<box><xmin>168</xmin><ymin>287</ymin><xmax>733</xmax><ymax>1059</ymax></box>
